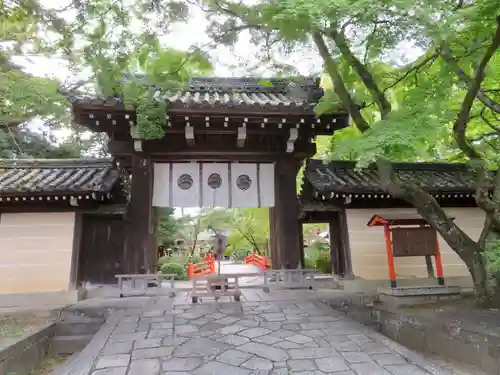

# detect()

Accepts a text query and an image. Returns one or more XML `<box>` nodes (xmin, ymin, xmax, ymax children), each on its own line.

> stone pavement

<box><xmin>55</xmin><ymin>290</ymin><xmax>475</xmax><ymax>375</ymax></box>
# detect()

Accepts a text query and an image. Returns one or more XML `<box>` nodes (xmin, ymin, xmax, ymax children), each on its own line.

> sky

<box><xmin>21</xmin><ymin>1</ymin><xmax>324</xmax><ymax>82</ymax></box>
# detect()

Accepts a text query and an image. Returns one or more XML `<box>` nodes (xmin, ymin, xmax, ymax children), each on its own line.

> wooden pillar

<box><xmin>298</xmin><ymin>222</ymin><xmax>305</xmax><ymax>268</ymax></box>
<box><xmin>339</xmin><ymin>210</ymin><xmax>354</xmax><ymax>280</ymax></box>
<box><xmin>434</xmin><ymin>238</ymin><xmax>445</xmax><ymax>285</ymax></box>
<box><xmin>383</xmin><ymin>224</ymin><xmax>397</xmax><ymax>288</ymax></box>
<box><xmin>274</xmin><ymin>157</ymin><xmax>300</xmax><ymax>269</ymax></box>
<box><xmin>329</xmin><ymin>214</ymin><xmax>342</xmax><ymax>277</ymax></box>
<box><xmin>126</xmin><ymin>154</ymin><xmax>155</xmax><ymax>274</ymax></box>
<box><xmin>269</xmin><ymin>207</ymin><xmax>281</xmax><ymax>269</ymax></box>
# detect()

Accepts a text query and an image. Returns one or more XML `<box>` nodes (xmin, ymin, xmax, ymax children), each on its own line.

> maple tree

<box><xmin>198</xmin><ymin>0</ymin><xmax>500</xmax><ymax>302</ymax></box>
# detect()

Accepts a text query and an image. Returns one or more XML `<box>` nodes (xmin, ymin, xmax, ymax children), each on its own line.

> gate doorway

<box><xmin>77</xmin><ymin>214</ymin><xmax>126</xmax><ymax>285</ymax></box>
<box><xmin>71</xmin><ymin>76</ymin><xmax>349</xmax><ymax>274</ymax></box>
<box><xmin>299</xmin><ymin>210</ymin><xmax>353</xmax><ymax>280</ymax></box>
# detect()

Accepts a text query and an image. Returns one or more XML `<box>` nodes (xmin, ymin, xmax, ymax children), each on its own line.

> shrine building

<box><xmin>0</xmin><ymin>76</ymin><xmax>485</xmax><ymax>298</ymax></box>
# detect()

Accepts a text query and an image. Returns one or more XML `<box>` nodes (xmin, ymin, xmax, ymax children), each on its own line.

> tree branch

<box><xmin>440</xmin><ymin>45</ymin><xmax>500</xmax><ymax>114</ymax></box>
<box><xmin>311</xmin><ymin>32</ymin><xmax>370</xmax><ymax>132</ymax></box>
<box><xmin>328</xmin><ymin>29</ymin><xmax>392</xmax><ymax>120</ymax></box>
<box><xmin>384</xmin><ymin>53</ymin><xmax>439</xmax><ymax>92</ymax></box>
<box><xmin>480</xmin><ymin>108</ymin><xmax>500</xmax><ymax>134</ymax></box>
<box><xmin>453</xmin><ymin>16</ymin><xmax>500</xmax><ymax>160</ymax></box>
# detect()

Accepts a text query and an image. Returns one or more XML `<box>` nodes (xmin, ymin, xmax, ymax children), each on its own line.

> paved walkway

<box><xmin>55</xmin><ymin>289</ymin><xmax>477</xmax><ymax>375</ymax></box>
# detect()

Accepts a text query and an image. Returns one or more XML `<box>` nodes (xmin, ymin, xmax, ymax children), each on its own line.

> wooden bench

<box><xmin>190</xmin><ymin>273</ymin><xmax>262</xmax><ymax>303</ymax></box>
<box><xmin>115</xmin><ymin>273</ymin><xmax>176</xmax><ymax>298</ymax></box>
<box><xmin>263</xmin><ymin>269</ymin><xmax>319</xmax><ymax>291</ymax></box>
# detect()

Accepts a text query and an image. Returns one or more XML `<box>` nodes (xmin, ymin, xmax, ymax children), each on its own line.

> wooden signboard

<box><xmin>391</xmin><ymin>227</ymin><xmax>437</xmax><ymax>257</ymax></box>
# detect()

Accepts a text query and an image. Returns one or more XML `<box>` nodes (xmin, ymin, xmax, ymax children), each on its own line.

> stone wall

<box><xmin>0</xmin><ymin>324</ymin><xmax>55</xmax><ymax>375</ymax></box>
<box><xmin>323</xmin><ymin>296</ymin><xmax>499</xmax><ymax>375</ymax></box>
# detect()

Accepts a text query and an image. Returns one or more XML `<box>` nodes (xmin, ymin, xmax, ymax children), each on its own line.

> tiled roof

<box><xmin>304</xmin><ymin>159</ymin><xmax>489</xmax><ymax>195</ymax></box>
<box><xmin>0</xmin><ymin>158</ymin><xmax>119</xmax><ymax>197</ymax></box>
<box><xmin>165</xmin><ymin>77</ymin><xmax>322</xmax><ymax>110</ymax></box>
<box><xmin>70</xmin><ymin>76</ymin><xmax>326</xmax><ymax>112</ymax></box>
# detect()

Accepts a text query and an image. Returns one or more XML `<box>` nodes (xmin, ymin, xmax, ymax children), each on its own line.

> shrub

<box><xmin>157</xmin><ymin>255</ymin><xmax>171</xmax><ymax>270</ymax></box>
<box><xmin>305</xmin><ymin>241</ymin><xmax>331</xmax><ymax>273</ymax></box>
<box><xmin>187</xmin><ymin>254</ymin><xmax>202</xmax><ymax>264</ymax></box>
<box><xmin>304</xmin><ymin>256</ymin><xmax>315</xmax><ymax>269</ymax></box>
<box><xmin>232</xmin><ymin>248</ymin><xmax>250</xmax><ymax>263</ymax></box>
<box><xmin>316</xmin><ymin>253</ymin><xmax>332</xmax><ymax>273</ymax></box>
<box><xmin>160</xmin><ymin>262</ymin><xmax>187</xmax><ymax>280</ymax></box>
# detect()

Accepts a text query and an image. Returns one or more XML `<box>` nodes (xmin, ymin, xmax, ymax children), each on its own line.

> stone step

<box><xmin>52</xmin><ymin>307</ymin><xmax>111</xmax><ymax>321</ymax></box>
<box><xmin>55</xmin><ymin>319</ymin><xmax>103</xmax><ymax>336</ymax></box>
<box><xmin>50</xmin><ymin>335</ymin><xmax>94</xmax><ymax>355</ymax></box>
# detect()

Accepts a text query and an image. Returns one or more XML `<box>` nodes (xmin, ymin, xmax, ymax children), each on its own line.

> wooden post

<box><xmin>434</xmin><ymin>238</ymin><xmax>445</xmax><ymax>285</ymax></box>
<box><xmin>298</xmin><ymin>222</ymin><xmax>305</xmax><ymax>268</ymax></box>
<box><xmin>274</xmin><ymin>157</ymin><xmax>300</xmax><ymax>269</ymax></box>
<box><xmin>126</xmin><ymin>154</ymin><xmax>155</xmax><ymax>274</ymax></box>
<box><xmin>329</xmin><ymin>215</ymin><xmax>342</xmax><ymax>278</ymax></box>
<box><xmin>269</xmin><ymin>207</ymin><xmax>281</xmax><ymax>269</ymax></box>
<box><xmin>383</xmin><ymin>224</ymin><xmax>397</xmax><ymax>288</ymax></box>
<box><xmin>425</xmin><ymin>256</ymin><xmax>435</xmax><ymax>278</ymax></box>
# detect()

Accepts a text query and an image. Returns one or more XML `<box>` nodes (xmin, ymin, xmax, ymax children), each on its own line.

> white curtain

<box><xmin>230</xmin><ymin>163</ymin><xmax>259</xmax><ymax>208</ymax></box>
<box><xmin>171</xmin><ymin>163</ymin><xmax>200</xmax><ymax>208</ymax></box>
<box><xmin>152</xmin><ymin>163</ymin><xmax>170</xmax><ymax>207</ymax></box>
<box><xmin>152</xmin><ymin>162</ymin><xmax>275</xmax><ymax>208</ymax></box>
<box><xmin>201</xmin><ymin>163</ymin><xmax>230</xmax><ymax>207</ymax></box>
<box><xmin>259</xmin><ymin>163</ymin><xmax>275</xmax><ymax>207</ymax></box>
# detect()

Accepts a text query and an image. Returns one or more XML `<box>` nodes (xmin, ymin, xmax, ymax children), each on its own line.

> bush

<box><xmin>160</xmin><ymin>262</ymin><xmax>187</xmax><ymax>280</ymax></box>
<box><xmin>305</xmin><ymin>241</ymin><xmax>331</xmax><ymax>273</ymax></box>
<box><xmin>304</xmin><ymin>256</ymin><xmax>315</xmax><ymax>269</ymax></box>
<box><xmin>157</xmin><ymin>255</ymin><xmax>171</xmax><ymax>270</ymax></box>
<box><xmin>187</xmin><ymin>254</ymin><xmax>202</xmax><ymax>264</ymax></box>
<box><xmin>316</xmin><ymin>253</ymin><xmax>332</xmax><ymax>273</ymax></box>
<box><xmin>232</xmin><ymin>248</ymin><xmax>251</xmax><ymax>263</ymax></box>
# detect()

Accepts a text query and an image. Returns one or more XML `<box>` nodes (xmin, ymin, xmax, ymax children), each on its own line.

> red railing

<box><xmin>245</xmin><ymin>253</ymin><xmax>272</xmax><ymax>270</ymax></box>
<box><xmin>187</xmin><ymin>256</ymin><xmax>215</xmax><ymax>279</ymax></box>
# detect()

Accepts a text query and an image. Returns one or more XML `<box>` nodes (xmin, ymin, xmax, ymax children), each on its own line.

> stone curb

<box><xmin>317</xmin><ymin>297</ymin><xmax>450</xmax><ymax>375</ymax></box>
<box><xmin>50</xmin><ymin>310</ymin><xmax>124</xmax><ymax>375</ymax></box>
<box><xmin>366</xmin><ymin>331</ymin><xmax>449</xmax><ymax>375</ymax></box>
<box><xmin>0</xmin><ymin>323</ymin><xmax>55</xmax><ymax>362</ymax></box>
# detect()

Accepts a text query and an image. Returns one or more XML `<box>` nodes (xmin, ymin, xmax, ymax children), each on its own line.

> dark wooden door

<box><xmin>78</xmin><ymin>214</ymin><xmax>126</xmax><ymax>284</ymax></box>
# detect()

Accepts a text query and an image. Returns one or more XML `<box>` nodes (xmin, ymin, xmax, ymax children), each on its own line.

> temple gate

<box><xmin>70</xmin><ymin>77</ymin><xmax>349</xmax><ymax>273</ymax></box>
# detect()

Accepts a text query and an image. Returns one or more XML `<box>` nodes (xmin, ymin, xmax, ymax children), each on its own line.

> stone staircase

<box><xmin>49</xmin><ymin>307</ymin><xmax>107</xmax><ymax>355</ymax></box>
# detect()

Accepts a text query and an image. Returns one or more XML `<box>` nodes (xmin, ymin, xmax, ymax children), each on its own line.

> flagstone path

<box><xmin>54</xmin><ymin>290</ymin><xmax>477</xmax><ymax>375</ymax></box>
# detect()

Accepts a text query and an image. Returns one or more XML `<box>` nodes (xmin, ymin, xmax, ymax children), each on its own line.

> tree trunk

<box><xmin>376</xmin><ymin>160</ymin><xmax>492</xmax><ymax>300</ymax></box>
<box><xmin>474</xmin><ymin>213</ymin><xmax>500</xmax><ymax>305</ymax></box>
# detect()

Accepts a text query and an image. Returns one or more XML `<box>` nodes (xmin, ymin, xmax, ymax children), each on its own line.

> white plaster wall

<box><xmin>345</xmin><ymin>207</ymin><xmax>483</xmax><ymax>281</ymax></box>
<box><xmin>0</xmin><ymin>212</ymin><xmax>75</xmax><ymax>293</ymax></box>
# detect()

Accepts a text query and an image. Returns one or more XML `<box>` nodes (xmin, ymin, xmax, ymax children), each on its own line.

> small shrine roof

<box><xmin>304</xmin><ymin>159</ymin><xmax>488</xmax><ymax>195</ymax></box>
<box><xmin>0</xmin><ymin>158</ymin><xmax>120</xmax><ymax>200</ymax></box>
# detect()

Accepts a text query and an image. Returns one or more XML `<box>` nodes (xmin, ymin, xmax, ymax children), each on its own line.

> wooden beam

<box><xmin>73</xmin><ymin>108</ymin><xmax>348</xmax><ymax>137</ymax></box>
<box><xmin>274</xmin><ymin>157</ymin><xmax>301</xmax><ymax>269</ymax></box>
<box><xmin>237</xmin><ymin>126</ymin><xmax>247</xmax><ymax>147</ymax></box>
<box><xmin>69</xmin><ymin>212</ymin><xmax>83</xmax><ymax>289</ymax></box>
<box><xmin>185</xmin><ymin>125</ymin><xmax>195</xmax><ymax>146</ymax></box>
<box><xmin>329</xmin><ymin>214</ymin><xmax>342</xmax><ymax>278</ymax></box>
<box><xmin>107</xmin><ymin>138</ymin><xmax>317</xmax><ymax>157</ymax></box>
<box><xmin>298</xmin><ymin>222</ymin><xmax>305</xmax><ymax>268</ymax></box>
<box><xmin>286</xmin><ymin>128</ymin><xmax>298</xmax><ymax>153</ymax></box>
<box><xmin>339</xmin><ymin>209</ymin><xmax>354</xmax><ymax>280</ymax></box>
<box><xmin>269</xmin><ymin>207</ymin><xmax>281</xmax><ymax>269</ymax></box>
<box><xmin>126</xmin><ymin>154</ymin><xmax>155</xmax><ymax>273</ymax></box>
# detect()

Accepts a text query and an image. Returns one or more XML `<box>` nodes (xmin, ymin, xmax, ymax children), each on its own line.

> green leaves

<box><xmin>199</xmin><ymin>208</ymin><xmax>270</xmax><ymax>252</ymax></box>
